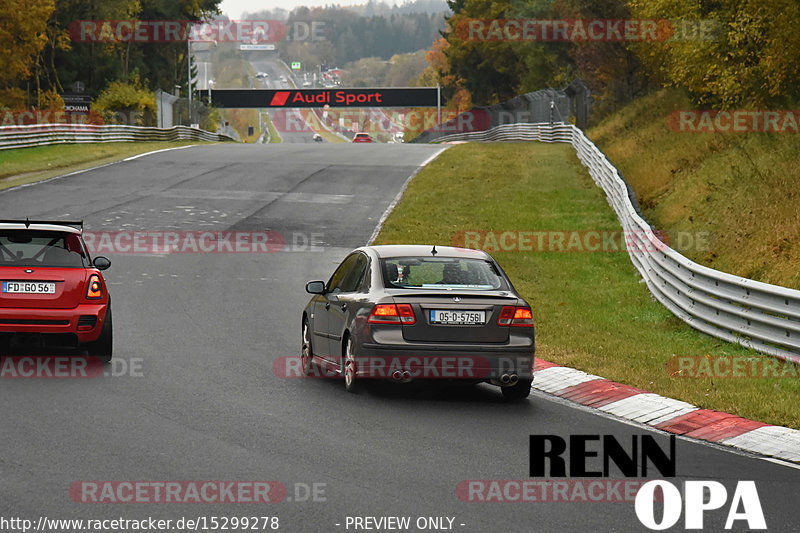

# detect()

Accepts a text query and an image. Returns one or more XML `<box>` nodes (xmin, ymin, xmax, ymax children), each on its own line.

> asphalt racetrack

<box><xmin>1</xmin><ymin>143</ymin><xmax>798</xmax><ymax>532</ymax></box>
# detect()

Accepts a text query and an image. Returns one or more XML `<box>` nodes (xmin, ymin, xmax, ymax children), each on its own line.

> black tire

<box><xmin>343</xmin><ymin>337</ymin><xmax>359</xmax><ymax>393</ymax></box>
<box><xmin>86</xmin><ymin>307</ymin><xmax>112</xmax><ymax>363</ymax></box>
<box><xmin>501</xmin><ymin>379</ymin><xmax>531</xmax><ymax>401</ymax></box>
<box><xmin>301</xmin><ymin>319</ymin><xmax>315</xmax><ymax>376</ymax></box>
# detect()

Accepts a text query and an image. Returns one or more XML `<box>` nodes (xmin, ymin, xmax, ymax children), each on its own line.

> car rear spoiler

<box><xmin>0</xmin><ymin>219</ymin><xmax>83</xmax><ymax>228</ymax></box>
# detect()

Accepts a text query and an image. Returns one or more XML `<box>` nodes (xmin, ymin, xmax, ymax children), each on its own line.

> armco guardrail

<box><xmin>0</xmin><ymin>124</ymin><xmax>236</xmax><ymax>151</ymax></box>
<box><xmin>435</xmin><ymin>122</ymin><xmax>800</xmax><ymax>364</ymax></box>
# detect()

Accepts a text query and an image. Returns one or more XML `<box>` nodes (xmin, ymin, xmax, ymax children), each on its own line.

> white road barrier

<box><xmin>0</xmin><ymin>123</ymin><xmax>236</xmax><ymax>151</ymax></box>
<box><xmin>435</xmin><ymin>122</ymin><xmax>800</xmax><ymax>363</ymax></box>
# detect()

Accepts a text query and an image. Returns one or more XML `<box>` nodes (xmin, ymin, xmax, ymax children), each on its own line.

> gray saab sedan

<box><xmin>301</xmin><ymin>245</ymin><xmax>535</xmax><ymax>400</ymax></box>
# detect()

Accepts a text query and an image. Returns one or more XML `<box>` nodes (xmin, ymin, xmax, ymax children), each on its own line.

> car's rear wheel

<box><xmin>343</xmin><ymin>337</ymin><xmax>359</xmax><ymax>393</ymax></box>
<box><xmin>301</xmin><ymin>319</ymin><xmax>314</xmax><ymax>375</ymax></box>
<box><xmin>501</xmin><ymin>379</ymin><xmax>531</xmax><ymax>401</ymax></box>
<box><xmin>86</xmin><ymin>307</ymin><xmax>112</xmax><ymax>363</ymax></box>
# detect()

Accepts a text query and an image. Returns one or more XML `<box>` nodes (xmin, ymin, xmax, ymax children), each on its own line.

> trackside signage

<box><xmin>211</xmin><ymin>88</ymin><xmax>442</xmax><ymax>108</ymax></box>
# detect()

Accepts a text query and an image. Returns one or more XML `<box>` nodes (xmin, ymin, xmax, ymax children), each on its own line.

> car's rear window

<box><xmin>381</xmin><ymin>257</ymin><xmax>504</xmax><ymax>290</ymax></box>
<box><xmin>0</xmin><ymin>230</ymin><xmax>88</xmax><ymax>268</ymax></box>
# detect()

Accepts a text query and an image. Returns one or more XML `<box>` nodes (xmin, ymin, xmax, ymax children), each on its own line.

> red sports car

<box><xmin>352</xmin><ymin>132</ymin><xmax>374</xmax><ymax>143</ymax></box>
<box><xmin>0</xmin><ymin>220</ymin><xmax>112</xmax><ymax>360</ymax></box>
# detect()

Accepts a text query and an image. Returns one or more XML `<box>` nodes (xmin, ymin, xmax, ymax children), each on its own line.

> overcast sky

<box><xmin>219</xmin><ymin>0</ymin><xmax>367</xmax><ymax>18</ymax></box>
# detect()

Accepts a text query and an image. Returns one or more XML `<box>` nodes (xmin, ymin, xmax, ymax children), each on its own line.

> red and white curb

<box><xmin>532</xmin><ymin>359</ymin><xmax>800</xmax><ymax>464</ymax></box>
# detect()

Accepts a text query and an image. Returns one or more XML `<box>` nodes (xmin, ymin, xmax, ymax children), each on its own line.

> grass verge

<box><xmin>301</xmin><ymin>110</ymin><xmax>347</xmax><ymax>144</ymax></box>
<box><xmin>374</xmin><ymin>143</ymin><xmax>800</xmax><ymax>429</ymax></box>
<box><xmin>0</xmin><ymin>141</ymin><xmax>205</xmax><ymax>191</ymax></box>
<box><xmin>261</xmin><ymin>113</ymin><xmax>281</xmax><ymax>143</ymax></box>
<box><xmin>588</xmin><ymin>88</ymin><xmax>800</xmax><ymax>289</ymax></box>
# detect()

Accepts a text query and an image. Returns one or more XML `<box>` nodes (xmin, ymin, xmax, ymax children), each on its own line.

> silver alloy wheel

<box><xmin>344</xmin><ymin>338</ymin><xmax>357</xmax><ymax>393</ymax></box>
<box><xmin>301</xmin><ymin>321</ymin><xmax>313</xmax><ymax>375</ymax></box>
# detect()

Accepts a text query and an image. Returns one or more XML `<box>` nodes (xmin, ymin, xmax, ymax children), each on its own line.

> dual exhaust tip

<box><xmin>500</xmin><ymin>373</ymin><xmax>519</xmax><ymax>385</ymax></box>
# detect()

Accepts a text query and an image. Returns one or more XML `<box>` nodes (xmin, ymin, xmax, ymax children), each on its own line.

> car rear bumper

<box><xmin>356</xmin><ymin>340</ymin><xmax>534</xmax><ymax>380</ymax></box>
<box><xmin>0</xmin><ymin>303</ymin><xmax>109</xmax><ymax>344</ymax></box>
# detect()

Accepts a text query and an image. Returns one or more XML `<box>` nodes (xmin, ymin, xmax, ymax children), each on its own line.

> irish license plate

<box><xmin>2</xmin><ymin>281</ymin><xmax>56</xmax><ymax>294</ymax></box>
<box><xmin>429</xmin><ymin>309</ymin><xmax>485</xmax><ymax>325</ymax></box>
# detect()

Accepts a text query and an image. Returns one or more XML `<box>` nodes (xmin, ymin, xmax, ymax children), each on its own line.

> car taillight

<box><xmin>396</xmin><ymin>304</ymin><xmax>416</xmax><ymax>324</ymax></box>
<box><xmin>368</xmin><ymin>304</ymin><xmax>400</xmax><ymax>323</ymax></box>
<box><xmin>512</xmin><ymin>307</ymin><xmax>534</xmax><ymax>326</ymax></box>
<box><xmin>498</xmin><ymin>306</ymin><xmax>533</xmax><ymax>327</ymax></box>
<box><xmin>368</xmin><ymin>303</ymin><xmax>416</xmax><ymax>325</ymax></box>
<box><xmin>86</xmin><ymin>274</ymin><xmax>103</xmax><ymax>299</ymax></box>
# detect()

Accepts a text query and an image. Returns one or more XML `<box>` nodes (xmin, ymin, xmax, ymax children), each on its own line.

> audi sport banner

<box><xmin>210</xmin><ymin>88</ymin><xmax>442</xmax><ymax>108</ymax></box>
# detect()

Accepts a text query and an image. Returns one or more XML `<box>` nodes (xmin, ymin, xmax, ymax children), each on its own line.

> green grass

<box><xmin>214</xmin><ymin>55</ymin><xmax>260</xmax><ymax>142</ymax></box>
<box><xmin>0</xmin><ymin>141</ymin><xmax>206</xmax><ymax>190</ymax></box>
<box><xmin>374</xmin><ymin>143</ymin><xmax>800</xmax><ymax>429</ymax></box>
<box><xmin>261</xmin><ymin>113</ymin><xmax>281</xmax><ymax>143</ymax></box>
<box><xmin>588</xmin><ymin>88</ymin><xmax>800</xmax><ymax>289</ymax></box>
<box><xmin>299</xmin><ymin>110</ymin><xmax>347</xmax><ymax>144</ymax></box>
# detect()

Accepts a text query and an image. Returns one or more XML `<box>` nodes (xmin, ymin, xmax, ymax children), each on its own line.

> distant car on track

<box><xmin>0</xmin><ymin>220</ymin><xmax>112</xmax><ymax>360</ymax></box>
<box><xmin>255</xmin><ymin>72</ymin><xmax>268</xmax><ymax>79</ymax></box>
<box><xmin>301</xmin><ymin>245</ymin><xmax>535</xmax><ymax>399</ymax></box>
<box><xmin>352</xmin><ymin>132</ymin><xmax>373</xmax><ymax>143</ymax></box>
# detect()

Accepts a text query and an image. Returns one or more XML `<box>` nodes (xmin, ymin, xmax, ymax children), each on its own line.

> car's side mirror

<box><xmin>305</xmin><ymin>281</ymin><xmax>326</xmax><ymax>294</ymax></box>
<box><xmin>93</xmin><ymin>256</ymin><xmax>111</xmax><ymax>270</ymax></box>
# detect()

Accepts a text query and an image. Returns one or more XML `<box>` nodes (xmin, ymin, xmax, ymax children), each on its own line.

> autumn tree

<box><xmin>418</xmin><ymin>37</ymin><xmax>471</xmax><ymax>111</ymax></box>
<box><xmin>441</xmin><ymin>0</ymin><xmax>573</xmax><ymax>105</ymax></box>
<box><xmin>627</xmin><ymin>0</ymin><xmax>800</xmax><ymax>108</ymax></box>
<box><xmin>276</xmin><ymin>6</ymin><xmax>445</xmax><ymax>69</ymax></box>
<box><xmin>385</xmin><ymin>50</ymin><xmax>429</xmax><ymax>86</ymax></box>
<box><xmin>48</xmin><ymin>0</ymin><xmax>219</xmax><ymax>99</ymax></box>
<box><xmin>0</xmin><ymin>0</ymin><xmax>55</xmax><ymax>107</ymax></box>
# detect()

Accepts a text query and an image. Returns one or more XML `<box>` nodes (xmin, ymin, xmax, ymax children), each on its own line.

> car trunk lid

<box><xmin>0</xmin><ymin>267</ymin><xmax>87</xmax><ymax>309</ymax></box>
<box><xmin>391</xmin><ymin>291</ymin><xmax>520</xmax><ymax>343</ymax></box>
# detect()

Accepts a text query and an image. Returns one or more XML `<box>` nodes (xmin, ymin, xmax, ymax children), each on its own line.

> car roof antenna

<box><xmin>25</xmin><ymin>217</ymin><xmax>30</xmax><ymax>228</ymax></box>
<box><xmin>431</xmin><ymin>245</ymin><xmax>437</xmax><ymax>256</ymax></box>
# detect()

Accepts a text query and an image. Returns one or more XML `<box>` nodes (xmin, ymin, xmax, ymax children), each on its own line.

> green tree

<box><xmin>0</xmin><ymin>0</ymin><xmax>55</xmax><ymax>107</ymax></box>
<box><xmin>93</xmin><ymin>76</ymin><xmax>156</xmax><ymax>125</ymax></box>
<box><xmin>386</xmin><ymin>50</ymin><xmax>429</xmax><ymax>86</ymax></box>
<box><xmin>442</xmin><ymin>0</ymin><xmax>572</xmax><ymax>104</ymax></box>
<box><xmin>552</xmin><ymin>0</ymin><xmax>646</xmax><ymax>116</ymax></box>
<box><xmin>627</xmin><ymin>0</ymin><xmax>800</xmax><ymax>107</ymax></box>
<box><xmin>49</xmin><ymin>0</ymin><xmax>220</xmax><ymax>100</ymax></box>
